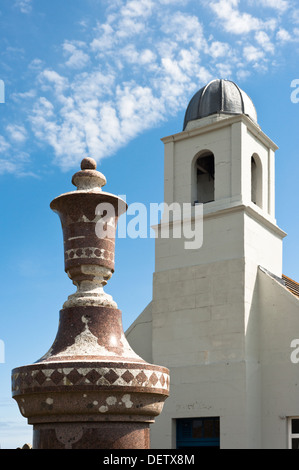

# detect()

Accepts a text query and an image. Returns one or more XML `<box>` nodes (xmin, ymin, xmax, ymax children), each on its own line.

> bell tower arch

<box><xmin>192</xmin><ymin>150</ymin><xmax>215</xmax><ymax>205</ymax></box>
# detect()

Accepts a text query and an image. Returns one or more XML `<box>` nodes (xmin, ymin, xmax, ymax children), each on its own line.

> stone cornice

<box><xmin>161</xmin><ymin>114</ymin><xmax>278</xmax><ymax>152</ymax></box>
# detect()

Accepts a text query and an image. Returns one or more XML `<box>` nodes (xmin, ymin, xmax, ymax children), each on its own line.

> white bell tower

<box><xmin>126</xmin><ymin>79</ymin><xmax>299</xmax><ymax>449</ymax></box>
<box><xmin>149</xmin><ymin>79</ymin><xmax>287</xmax><ymax>448</ymax></box>
<box><xmin>158</xmin><ymin>79</ymin><xmax>284</xmax><ymax>277</ymax></box>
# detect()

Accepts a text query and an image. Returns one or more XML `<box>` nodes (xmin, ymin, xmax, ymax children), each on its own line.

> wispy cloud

<box><xmin>1</xmin><ymin>0</ymin><xmax>297</xmax><ymax>175</ymax></box>
<box><xmin>6</xmin><ymin>124</ymin><xmax>27</xmax><ymax>144</ymax></box>
<box><xmin>256</xmin><ymin>0</ymin><xmax>290</xmax><ymax>13</ymax></box>
<box><xmin>0</xmin><ymin>134</ymin><xmax>33</xmax><ymax>176</ymax></box>
<box><xmin>14</xmin><ymin>0</ymin><xmax>32</xmax><ymax>14</ymax></box>
<box><xmin>63</xmin><ymin>41</ymin><xmax>90</xmax><ymax>69</ymax></box>
<box><xmin>276</xmin><ymin>27</ymin><xmax>292</xmax><ymax>41</ymax></box>
<box><xmin>0</xmin><ymin>136</ymin><xmax>11</xmax><ymax>153</ymax></box>
<box><xmin>209</xmin><ymin>0</ymin><xmax>263</xmax><ymax>34</ymax></box>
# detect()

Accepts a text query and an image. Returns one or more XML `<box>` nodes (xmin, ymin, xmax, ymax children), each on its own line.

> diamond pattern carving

<box><xmin>121</xmin><ymin>370</ymin><xmax>134</xmax><ymax>383</ymax></box>
<box><xmin>136</xmin><ymin>371</ymin><xmax>147</xmax><ymax>384</ymax></box>
<box><xmin>12</xmin><ymin>367</ymin><xmax>170</xmax><ymax>394</ymax></box>
<box><xmin>67</xmin><ymin>369</ymin><xmax>83</xmax><ymax>384</ymax></box>
<box><xmin>50</xmin><ymin>370</ymin><xmax>64</xmax><ymax>385</ymax></box>
<box><xmin>85</xmin><ymin>369</ymin><xmax>101</xmax><ymax>384</ymax></box>
<box><xmin>104</xmin><ymin>369</ymin><xmax>119</xmax><ymax>384</ymax></box>
<box><xmin>35</xmin><ymin>370</ymin><xmax>47</xmax><ymax>385</ymax></box>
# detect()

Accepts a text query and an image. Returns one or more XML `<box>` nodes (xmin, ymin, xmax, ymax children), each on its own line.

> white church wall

<box><xmin>155</xmin><ymin>209</ymin><xmax>245</xmax><ymax>272</ymax></box>
<box><xmin>244</xmin><ymin>211</ymin><xmax>284</xmax><ymax>278</ymax></box>
<box><xmin>150</xmin><ymin>257</ymin><xmax>250</xmax><ymax>448</ymax></box>
<box><xmin>258</xmin><ymin>268</ymin><xmax>299</xmax><ymax>449</ymax></box>
<box><xmin>149</xmin><ymin>360</ymin><xmax>251</xmax><ymax>448</ymax></box>
<box><xmin>125</xmin><ymin>302</ymin><xmax>153</xmax><ymax>364</ymax></box>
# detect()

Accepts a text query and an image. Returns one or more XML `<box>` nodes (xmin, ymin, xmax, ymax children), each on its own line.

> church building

<box><xmin>126</xmin><ymin>79</ymin><xmax>299</xmax><ymax>449</ymax></box>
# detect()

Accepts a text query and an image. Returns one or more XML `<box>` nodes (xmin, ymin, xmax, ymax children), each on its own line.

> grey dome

<box><xmin>183</xmin><ymin>79</ymin><xmax>257</xmax><ymax>130</ymax></box>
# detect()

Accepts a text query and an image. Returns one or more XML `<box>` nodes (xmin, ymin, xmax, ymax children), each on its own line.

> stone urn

<box><xmin>12</xmin><ymin>158</ymin><xmax>169</xmax><ymax>449</ymax></box>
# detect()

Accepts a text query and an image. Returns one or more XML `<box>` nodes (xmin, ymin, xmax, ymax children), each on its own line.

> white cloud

<box><xmin>30</xmin><ymin>98</ymin><xmax>86</xmax><ymax>170</ymax></box>
<box><xmin>15</xmin><ymin>0</ymin><xmax>32</xmax><ymax>14</ymax></box>
<box><xmin>293</xmin><ymin>9</ymin><xmax>299</xmax><ymax>23</ymax></box>
<box><xmin>158</xmin><ymin>0</ymin><xmax>189</xmax><ymax>4</ymax></box>
<box><xmin>112</xmin><ymin>0</ymin><xmax>154</xmax><ymax>38</ymax></box>
<box><xmin>161</xmin><ymin>12</ymin><xmax>207</xmax><ymax>49</ymax></box>
<box><xmin>120</xmin><ymin>0</ymin><xmax>153</xmax><ymax>18</ymax></box>
<box><xmin>161</xmin><ymin>57</ymin><xmax>189</xmax><ymax>84</ymax></box>
<box><xmin>0</xmin><ymin>136</ymin><xmax>11</xmax><ymax>153</ymax></box>
<box><xmin>236</xmin><ymin>69</ymin><xmax>251</xmax><ymax>81</ymax></box>
<box><xmin>38</xmin><ymin>70</ymin><xmax>68</xmax><ymax>96</ymax></box>
<box><xmin>0</xmin><ymin>137</ymin><xmax>32</xmax><ymax>176</ymax></box>
<box><xmin>6</xmin><ymin>124</ymin><xmax>27</xmax><ymax>143</ymax></box>
<box><xmin>140</xmin><ymin>49</ymin><xmax>157</xmax><ymax>65</ymax></box>
<box><xmin>91</xmin><ymin>24</ymin><xmax>115</xmax><ymax>53</ymax></box>
<box><xmin>120</xmin><ymin>45</ymin><xmax>157</xmax><ymax>67</ymax></box>
<box><xmin>243</xmin><ymin>45</ymin><xmax>265</xmax><ymax>62</ymax></box>
<box><xmin>63</xmin><ymin>41</ymin><xmax>90</xmax><ymax>69</ymax></box>
<box><xmin>196</xmin><ymin>66</ymin><xmax>213</xmax><ymax>84</ymax></box>
<box><xmin>208</xmin><ymin>41</ymin><xmax>231</xmax><ymax>59</ymax></box>
<box><xmin>0</xmin><ymin>160</ymin><xmax>17</xmax><ymax>175</ymax></box>
<box><xmin>255</xmin><ymin>31</ymin><xmax>275</xmax><ymax>53</ymax></box>
<box><xmin>117</xmin><ymin>17</ymin><xmax>146</xmax><ymax>38</ymax></box>
<box><xmin>11</xmin><ymin>89</ymin><xmax>36</xmax><ymax>101</ymax></box>
<box><xmin>209</xmin><ymin>0</ymin><xmax>262</xmax><ymax>34</ymax></box>
<box><xmin>276</xmin><ymin>27</ymin><xmax>292</xmax><ymax>41</ymax></box>
<box><xmin>257</xmin><ymin>0</ymin><xmax>289</xmax><ymax>12</ymax></box>
<box><xmin>215</xmin><ymin>62</ymin><xmax>233</xmax><ymax>78</ymax></box>
<box><xmin>28</xmin><ymin>58</ymin><xmax>44</xmax><ymax>71</ymax></box>
<box><xmin>30</xmin><ymin>69</ymin><xmax>167</xmax><ymax>170</ymax></box>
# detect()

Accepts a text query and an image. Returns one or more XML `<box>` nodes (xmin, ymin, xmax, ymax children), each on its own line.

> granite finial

<box><xmin>72</xmin><ymin>157</ymin><xmax>106</xmax><ymax>191</ymax></box>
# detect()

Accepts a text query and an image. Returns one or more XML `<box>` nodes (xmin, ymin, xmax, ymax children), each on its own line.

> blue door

<box><xmin>176</xmin><ymin>417</ymin><xmax>220</xmax><ymax>448</ymax></box>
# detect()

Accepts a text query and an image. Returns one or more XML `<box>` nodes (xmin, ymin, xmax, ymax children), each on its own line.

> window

<box><xmin>251</xmin><ymin>154</ymin><xmax>262</xmax><ymax>208</ymax></box>
<box><xmin>288</xmin><ymin>418</ymin><xmax>299</xmax><ymax>449</ymax></box>
<box><xmin>194</xmin><ymin>152</ymin><xmax>215</xmax><ymax>204</ymax></box>
<box><xmin>176</xmin><ymin>417</ymin><xmax>220</xmax><ymax>448</ymax></box>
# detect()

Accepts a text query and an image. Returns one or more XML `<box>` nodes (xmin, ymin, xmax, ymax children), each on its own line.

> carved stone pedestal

<box><xmin>12</xmin><ymin>158</ymin><xmax>169</xmax><ymax>449</ymax></box>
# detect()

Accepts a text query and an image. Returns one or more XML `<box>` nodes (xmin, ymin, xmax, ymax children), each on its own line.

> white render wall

<box><xmin>155</xmin><ymin>206</ymin><xmax>285</xmax><ymax>276</ymax></box>
<box><xmin>155</xmin><ymin>208</ymin><xmax>244</xmax><ymax>272</ymax></box>
<box><xmin>125</xmin><ymin>302</ymin><xmax>152</xmax><ymax>364</ymax></box>
<box><xmin>258</xmin><ymin>269</ymin><xmax>299</xmax><ymax>448</ymax></box>
<box><xmin>152</xmin><ymin>258</ymin><xmax>246</xmax><ymax>368</ymax></box>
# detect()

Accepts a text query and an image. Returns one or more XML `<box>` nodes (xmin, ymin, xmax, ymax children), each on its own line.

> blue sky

<box><xmin>0</xmin><ymin>0</ymin><xmax>299</xmax><ymax>448</ymax></box>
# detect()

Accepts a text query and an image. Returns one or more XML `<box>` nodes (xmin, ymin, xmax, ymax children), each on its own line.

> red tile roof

<box><xmin>282</xmin><ymin>274</ymin><xmax>299</xmax><ymax>297</ymax></box>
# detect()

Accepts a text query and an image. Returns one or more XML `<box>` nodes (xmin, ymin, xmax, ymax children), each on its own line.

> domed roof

<box><xmin>183</xmin><ymin>79</ymin><xmax>257</xmax><ymax>130</ymax></box>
